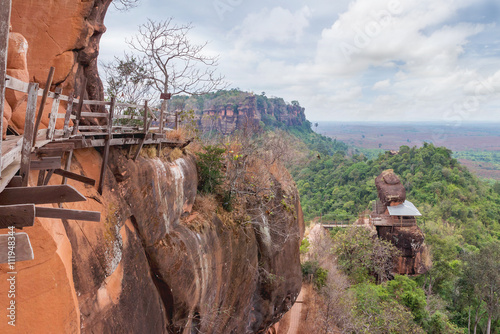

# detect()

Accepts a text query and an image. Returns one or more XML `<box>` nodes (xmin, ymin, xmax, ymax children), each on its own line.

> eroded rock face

<box><xmin>0</xmin><ymin>148</ymin><xmax>303</xmax><ymax>333</ymax></box>
<box><xmin>377</xmin><ymin>225</ymin><xmax>428</xmax><ymax>275</ymax></box>
<box><xmin>10</xmin><ymin>0</ymin><xmax>111</xmax><ymax>100</ymax></box>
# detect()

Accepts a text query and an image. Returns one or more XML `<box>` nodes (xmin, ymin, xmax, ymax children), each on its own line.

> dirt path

<box><xmin>287</xmin><ymin>288</ymin><xmax>306</xmax><ymax>334</ymax></box>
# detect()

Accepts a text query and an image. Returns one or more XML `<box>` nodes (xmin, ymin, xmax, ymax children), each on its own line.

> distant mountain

<box><xmin>171</xmin><ymin>89</ymin><xmax>306</xmax><ymax>134</ymax></box>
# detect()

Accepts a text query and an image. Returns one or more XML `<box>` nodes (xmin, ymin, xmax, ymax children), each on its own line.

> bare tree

<box><xmin>102</xmin><ymin>54</ymin><xmax>153</xmax><ymax>104</ymax></box>
<box><xmin>112</xmin><ymin>0</ymin><xmax>140</xmax><ymax>11</ymax></box>
<box><xmin>127</xmin><ymin>18</ymin><xmax>226</xmax><ymax>99</ymax></box>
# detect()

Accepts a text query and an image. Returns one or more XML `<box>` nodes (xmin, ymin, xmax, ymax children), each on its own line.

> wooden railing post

<box><xmin>33</xmin><ymin>67</ymin><xmax>55</xmax><ymax>145</ymax></box>
<box><xmin>72</xmin><ymin>77</ymin><xmax>86</xmax><ymax>135</ymax></box>
<box><xmin>63</xmin><ymin>92</ymin><xmax>74</xmax><ymax>138</ymax></box>
<box><xmin>0</xmin><ymin>0</ymin><xmax>12</xmax><ymax>175</ymax></box>
<box><xmin>20</xmin><ymin>83</ymin><xmax>39</xmax><ymax>186</ymax></box>
<box><xmin>159</xmin><ymin>100</ymin><xmax>165</xmax><ymax>134</ymax></box>
<box><xmin>46</xmin><ymin>87</ymin><xmax>62</xmax><ymax>140</ymax></box>
<box><xmin>108</xmin><ymin>97</ymin><xmax>115</xmax><ymax>134</ymax></box>
<box><xmin>143</xmin><ymin>100</ymin><xmax>148</xmax><ymax>132</ymax></box>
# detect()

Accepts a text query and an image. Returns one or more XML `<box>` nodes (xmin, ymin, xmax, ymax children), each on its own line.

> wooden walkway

<box><xmin>0</xmin><ymin>11</ymin><xmax>188</xmax><ymax>263</ymax></box>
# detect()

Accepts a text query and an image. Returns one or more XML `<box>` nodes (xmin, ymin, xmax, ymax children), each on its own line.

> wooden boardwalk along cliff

<box><xmin>0</xmin><ymin>0</ymin><xmax>189</xmax><ymax>263</ymax></box>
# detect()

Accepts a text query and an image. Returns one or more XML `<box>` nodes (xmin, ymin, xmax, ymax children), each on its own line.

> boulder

<box><xmin>375</xmin><ymin>169</ymin><xmax>406</xmax><ymax>207</ymax></box>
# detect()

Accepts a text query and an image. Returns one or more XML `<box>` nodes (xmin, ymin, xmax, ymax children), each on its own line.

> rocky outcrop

<box><xmin>3</xmin><ymin>0</ymin><xmax>114</xmax><ymax>136</ymax></box>
<box><xmin>377</xmin><ymin>225</ymin><xmax>428</xmax><ymax>275</ymax></box>
<box><xmin>0</xmin><ymin>148</ymin><xmax>303</xmax><ymax>333</ymax></box>
<box><xmin>375</xmin><ymin>169</ymin><xmax>406</xmax><ymax>208</ymax></box>
<box><xmin>372</xmin><ymin>170</ymin><xmax>428</xmax><ymax>275</ymax></box>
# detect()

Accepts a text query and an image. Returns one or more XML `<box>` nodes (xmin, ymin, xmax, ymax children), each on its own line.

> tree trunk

<box><xmin>486</xmin><ymin>313</ymin><xmax>491</xmax><ymax>334</ymax></box>
<box><xmin>468</xmin><ymin>306</ymin><xmax>471</xmax><ymax>334</ymax></box>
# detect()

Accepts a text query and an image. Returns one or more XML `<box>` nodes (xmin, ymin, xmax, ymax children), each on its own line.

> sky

<box><xmin>100</xmin><ymin>0</ymin><xmax>500</xmax><ymax>123</ymax></box>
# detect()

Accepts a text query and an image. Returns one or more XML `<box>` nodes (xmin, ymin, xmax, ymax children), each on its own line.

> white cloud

<box><xmin>373</xmin><ymin>79</ymin><xmax>390</xmax><ymax>90</ymax></box>
<box><xmin>231</xmin><ymin>6</ymin><xmax>312</xmax><ymax>44</ymax></box>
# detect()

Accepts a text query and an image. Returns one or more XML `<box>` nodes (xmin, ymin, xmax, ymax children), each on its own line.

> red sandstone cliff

<box><xmin>0</xmin><ymin>148</ymin><xmax>304</xmax><ymax>333</ymax></box>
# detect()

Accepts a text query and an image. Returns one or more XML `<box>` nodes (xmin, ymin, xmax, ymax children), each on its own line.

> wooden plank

<box><xmin>63</xmin><ymin>93</ymin><xmax>74</xmax><ymax>138</ymax></box>
<box><xmin>53</xmin><ymin>168</ymin><xmax>95</xmax><ymax>186</ymax></box>
<box><xmin>35</xmin><ymin>207</ymin><xmax>100</xmax><ymax>222</ymax></box>
<box><xmin>7</xmin><ymin>176</ymin><xmax>22</xmax><ymax>188</ymax></box>
<box><xmin>0</xmin><ymin>204</ymin><xmax>35</xmax><ymax>228</ymax></box>
<box><xmin>82</xmin><ymin>100</ymin><xmax>111</xmax><ymax>106</ymax></box>
<box><xmin>33</xmin><ymin>67</ymin><xmax>55</xmax><ymax>146</ymax></box>
<box><xmin>0</xmin><ymin>0</ymin><xmax>12</xmax><ymax>175</ymax></box>
<box><xmin>72</xmin><ymin>77</ymin><xmax>87</xmax><ymax>135</ymax></box>
<box><xmin>20</xmin><ymin>83</ymin><xmax>39</xmax><ymax>187</ymax></box>
<box><xmin>0</xmin><ymin>184</ymin><xmax>87</xmax><ymax>205</ymax></box>
<box><xmin>1</xmin><ymin>136</ymin><xmax>22</xmax><ymax>169</ymax></box>
<box><xmin>0</xmin><ymin>232</ymin><xmax>34</xmax><ymax>263</ymax></box>
<box><xmin>80</xmin><ymin>112</ymin><xmax>108</xmax><ymax>118</ymax></box>
<box><xmin>0</xmin><ymin>158</ymin><xmax>20</xmax><ymax>193</ymax></box>
<box><xmin>116</xmin><ymin>102</ymin><xmax>140</xmax><ymax>108</ymax></box>
<box><xmin>30</xmin><ymin>157</ymin><xmax>61</xmax><ymax>170</ymax></box>
<box><xmin>77</xmin><ymin>125</ymin><xmax>108</xmax><ymax>131</ymax></box>
<box><xmin>46</xmin><ymin>87</ymin><xmax>62</xmax><ymax>140</ymax></box>
<box><xmin>36</xmin><ymin>142</ymin><xmax>74</xmax><ymax>156</ymax></box>
<box><xmin>4</xmin><ymin>74</ymin><xmax>29</xmax><ymax>93</ymax></box>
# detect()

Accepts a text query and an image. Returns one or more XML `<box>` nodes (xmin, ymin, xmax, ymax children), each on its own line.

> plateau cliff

<box><xmin>171</xmin><ymin>91</ymin><xmax>307</xmax><ymax>134</ymax></box>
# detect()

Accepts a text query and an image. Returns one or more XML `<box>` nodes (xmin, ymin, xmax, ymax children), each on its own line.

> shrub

<box><xmin>195</xmin><ymin>145</ymin><xmax>225</xmax><ymax>194</ymax></box>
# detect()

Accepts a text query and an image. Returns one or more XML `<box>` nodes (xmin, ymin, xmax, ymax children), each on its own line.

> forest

<box><xmin>281</xmin><ymin>122</ymin><xmax>500</xmax><ymax>333</ymax></box>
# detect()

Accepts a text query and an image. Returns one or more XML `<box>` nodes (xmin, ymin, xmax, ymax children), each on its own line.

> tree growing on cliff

<box><xmin>103</xmin><ymin>54</ymin><xmax>152</xmax><ymax>104</ymax></box>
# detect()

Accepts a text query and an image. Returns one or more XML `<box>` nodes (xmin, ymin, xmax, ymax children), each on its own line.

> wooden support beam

<box><xmin>20</xmin><ymin>82</ymin><xmax>39</xmax><ymax>187</ymax></box>
<box><xmin>53</xmin><ymin>168</ymin><xmax>95</xmax><ymax>186</ymax></box>
<box><xmin>43</xmin><ymin>169</ymin><xmax>55</xmax><ymax>185</ymax></box>
<box><xmin>0</xmin><ymin>0</ymin><xmax>12</xmax><ymax>176</ymax></box>
<box><xmin>0</xmin><ymin>232</ymin><xmax>34</xmax><ymax>263</ymax></box>
<box><xmin>36</xmin><ymin>142</ymin><xmax>74</xmax><ymax>157</ymax></box>
<box><xmin>61</xmin><ymin>150</ymin><xmax>73</xmax><ymax>185</ymax></box>
<box><xmin>0</xmin><ymin>204</ymin><xmax>35</xmax><ymax>228</ymax></box>
<box><xmin>97</xmin><ymin>97</ymin><xmax>115</xmax><ymax>195</ymax></box>
<box><xmin>37</xmin><ymin>170</ymin><xmax>45</xmax><ymax>186</ymax></box>
<box><xmin>35</xmin><ymin>207</ymin><xmax>100</xmax><ymax>222</ymax></box>
<box><xmin>63</xmin><ymin>92</ymin><xmax>74</xmax><ymax>138</ymax></box>
<box><xmin>133</xmin><ymin>101</ymin><xmax>150</xmax><ymax>161</ymax></box>
<box><xmin>0</xmin><ymin>184</ymin><xmax>87</xmax><ymax>205</ymax></box>
<box><xmin>30</xmin><ymin>156</ymin><xmax>61</xmax><ymax>170</ymax></box>
<box><xmin>33</xmin><ymin>67</ymin><xmax>55</xmax><ymax>146</ymax></box>
<box><xmin>72</xmin><ymin>77</ymin><xmax>87</xmax><ymax>135</ymax></box>
<box><xmin>133</xmin><ymin>122</ymin><xmax>152</xmax><ymax>161</ymax></box>
<box><xmin>46</xmin><ymin>87</ymin><xmax>62</xmax><ymax>140</ymax></box>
